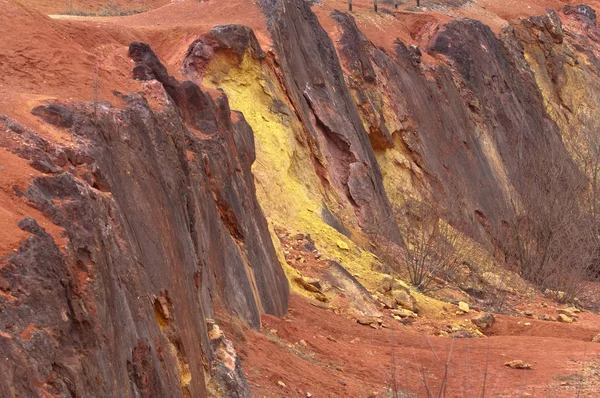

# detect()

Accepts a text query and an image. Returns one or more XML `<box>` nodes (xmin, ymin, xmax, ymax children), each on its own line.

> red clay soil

<box><xmin>0</xmin><ymin>148</ymin><xmax>66</xmax><ymax>258</ymax></box>
<box><xmin>234</xmin><ymin>294</ymin><xmax>600</xmax><ymax>397</ymax></box>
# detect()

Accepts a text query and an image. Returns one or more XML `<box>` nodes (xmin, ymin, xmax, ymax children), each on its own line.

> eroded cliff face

<box><xmin>182</xmin><ymin>0</ymin><xmax>587</xmax><ymax>283</ymax></box>
<box><xmin>3</xmin><ymin>0</ymin><xmax>600</xmax><ymax>396</ymax></box>
<box><xmin>0</xmin><ymin>43</ymin><xmax>287</xmax><ymax>397</ymax></box>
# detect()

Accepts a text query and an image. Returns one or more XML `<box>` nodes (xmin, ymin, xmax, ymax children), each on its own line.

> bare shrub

<box><xmin>59</xmin><ymin>1</ymin><xmax>148</xmax><ymax>17</ymax></box>
<box><xmin>399</xmin><ymin>201</ymin><xmax>475</xmax><ymax>293</ymax></box>
<box><xmin>98</xmin><ymin>2</ymin><xmax>148</xmax><ymax>16</ymax></box>
<box><xmin>501</xmin><ymin>139</ymin><xmax>596</xmax><ymax>302</ymax></box>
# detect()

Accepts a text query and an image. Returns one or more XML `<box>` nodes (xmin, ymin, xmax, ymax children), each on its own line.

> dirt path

<box><xmin>232</xmin><ymin>295</ymin><xmax>600</xmax><ymax>397</ymax></box>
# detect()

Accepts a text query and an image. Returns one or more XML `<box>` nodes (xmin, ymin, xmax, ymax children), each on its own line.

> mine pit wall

<box><xmin>250</xmin><ymin>0</ymin><xmax>590</xmax><ymax>255</ymax></box>
<box><xmin>2</xmin><ymin>1</ymin><xmax>600</xmax><ymax>397</ymax></box>
<box><xmin>0</xmin><ymin>43</ymin><xmax>288</xmax><ymax>397</ymax></box>
<box><xmin>195</xmin><ymin>0</ymin><xmax>587</xmax><ymax>263</ymax></box>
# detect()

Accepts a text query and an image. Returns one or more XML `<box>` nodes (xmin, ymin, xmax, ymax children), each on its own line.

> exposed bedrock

<box><xmin>256</xmin><ymin>0</ymin><xmax>403</xmax><ymax>244</ymax></box>
<box><xmin>330</xmin><ymin>8</ymin><xmax>584</xmax><ymax>250</ymax></box>
<box><xmin>0</xmin><ymin>43</ymin><xmax>287</xmax><ymax>397</ymax></box>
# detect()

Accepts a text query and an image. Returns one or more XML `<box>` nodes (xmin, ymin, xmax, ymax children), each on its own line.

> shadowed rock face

<box><xmin>0</xmin><ymin>43</ymin><xmax>287</xmax><ymax>397</ymax></box>
<box><xmin>331</xmin><ymin>9</ymin><xmax>579</xmax><ymax>248</ymax></box>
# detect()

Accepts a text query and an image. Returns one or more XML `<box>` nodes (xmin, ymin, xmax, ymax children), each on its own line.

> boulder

<box><xmin>378</xmin><ymin>295</ymin><xmax>396</xmax><ymax>309</ymax></box>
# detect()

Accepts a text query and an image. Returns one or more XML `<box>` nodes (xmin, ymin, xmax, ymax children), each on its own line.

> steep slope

<box><xmin>0</xmin><ymin>39</ymin><xmax>287</xmax><ymax>397</ymax></box>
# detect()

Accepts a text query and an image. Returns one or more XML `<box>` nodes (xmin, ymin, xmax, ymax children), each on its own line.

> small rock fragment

<box><xmin>471</xmin><ymin>312</ymin><xmax>494</xmax><ymax>329</ymax></box>
<box><xmin>336</xmin><ymin>240</ymin><xmax>349</xmax><ymax>250</ymax></box>
<box><xmin>504</xmin><ymin>360</ymin><xmax>532</xmax><ymax>370</ymax></box>
<box><xmin>558</xmin><ymin>307</ymin><xmax>579</xmax><ymax>319</ymax></box>
<box><xmin>592</xmin><ymin>334</ymin><xmax>600</xmax><ymax>343</ymax></box>
<box><xmin>392</xmin><ymin>289</ymin><xmax>418</xmax><ymax>313</ymax></box>
<box><xmin>458</xmin><ymin>301</ymin><xmax>470</xmax><ymax>313</ymax></box>
<box><xmin>277</xmin><ymin>380</ymin><xmax>287</xmax><ymax>388</ymax></box>
<box><xmin>391</xmin><ymin>308</ymin><xmax>418</xmax><ymax>318</ymax></box>
<box><xmin>356</xmin><ymin>316</ymin><xmax>382</xmax><ymax>326</ymax></box>
<box><xmin>557</xmin><ymin>314</ymin><xmax>573</xmax><ymax>323</ymax></box>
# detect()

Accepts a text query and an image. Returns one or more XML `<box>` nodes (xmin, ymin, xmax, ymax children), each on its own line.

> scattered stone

<box><xmin>309</xmin><ymin>301</ymin><xmax>330</xmax><ymax>310</ymax></box>
<box><xmin>277</xmin><ymin>380</ymin><xmax>287</xmax><ymax>388</ymax></box>
<box><xmin>356</xmin><ymin>316</ymin><xmax>382</xmax><ymax>326</ymax></box>
<box><xmin>471</xmin><ymin>313</ymin><xmax>495</xmax><ymax>329</ymax></box>
<box><xmin>391</xmin><ymin>308</ymin><xmax>418</xmax><ymax>318</ymax></box>
<box><xmin>379</xmin><ymin>275</ymin><xmax>394</xmax><ymax>293</ymax></box>
<box><xmin>378</xmin><ymin>295</ymin><xmax>396</xmax><ymax>309</ymax></box>
<box><xmin>305</xmin><ymin>277</ymin><xmax>322</xmax><ymax>291</ymax></box>
<box><xmin>544</xmin><ymin>289</ymin><xmax>567</xmax><ymax>301</ymax></box>
<box><xmin>392</xmin><ymin>289</ymin><xmax>418</xmax><ymax>313</ymax></box>
<box><xmin>298</xmin><ymin>339</ymin><xmax>308</xmax><ymax>347</ymax></box>
<box><xmin>557</xmin><ymin>314</ymin><xmax>573</xmax><ymax>323</ymax></box>
<box><xmin>451</xmin><ymin>330</ymin><xmax>474</xmax><ymax>338</ymax></box>
<box><xmin>524</xmin><ymin>322</ymin><xmax>531</xmax><ymax>326</ymax></box>
<box><xmin>458</xmin><ymin>301</ymin><xmax>470</xmax><ymax>313</ymax></box>
<box><xmin>336</xmin><ymin>240</ymin><xmax>350</xmax><ymax>250</ymax></box>
<box><xmin>395</xmin><ymin>316</ymin><xmax>413</xmax><ymax>325</ymax></box>
<box><xmin>524</xmin><ymin>310</ymin><xmax>534</xmax><ymax>317</ymax></box>
<box><xmin>338</xmin><ymin>379</ymin><xmax>347</xmax><ymax>386</ymax></box>
<box><xmin>558</xmin><ymin>307</ymin><xmax>579</xmax><ymax>319</ymax></box>
<box><xmin>592</xmin><ymin>334</ymin><xmax>600</xmax><ymax>343</ymax></box>
<box><xmin>314</xmin><ymin>292</ymin><xmax>329</xmax><ymax>303</ymax></box>
<box><xmin>504</xmin><ymin>360</ymin><xmax>533</xmax><ymax>370</ymax></box>
<box><xmin>326</xmin><ymin>336</ymin><xmax>337</xmax><ymax>342</ymax></box>
<box><xmin>306</xmin><ymin>393</ymin><xmax>312</xmax><ymax>398</ymax></box>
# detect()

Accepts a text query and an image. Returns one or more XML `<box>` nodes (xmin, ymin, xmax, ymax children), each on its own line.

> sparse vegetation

<box><xmin>500</xmin><ymin>139</ymin><xmax>597</xmax><ymax>303</ymax></box>
<box><xmin>60</xmin><ymin>1</ymin><xmax>148</xmax><ymax>17</ymax></box>
<box><xmin>399</xmin><ymin>201</ymin><xmax>474</xmax><ymax>293</ymax></box>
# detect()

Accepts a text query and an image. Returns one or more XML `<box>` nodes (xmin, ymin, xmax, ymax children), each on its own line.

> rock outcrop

<box><xmin>0</xmin><ymin>43</ymin><xmax>287</xmax><ymax>397</ymax></box>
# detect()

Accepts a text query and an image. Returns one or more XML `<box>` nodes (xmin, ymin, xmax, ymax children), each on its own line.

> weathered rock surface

<box><xmin>257</xmin><ymin>0</ymin><xmax>403</xmax><ymax>244</ymax></box>
<box><xmin>0</xmin><ymin>43</ymin><xmax>288</xmax><ymax>397</ymax></box>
